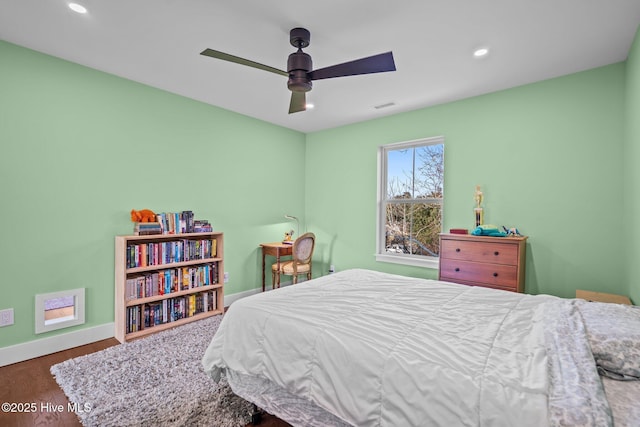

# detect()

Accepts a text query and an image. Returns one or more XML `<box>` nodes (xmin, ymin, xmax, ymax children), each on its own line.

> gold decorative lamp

<box><xmin>284</xmin><ymin>214</ymin><xmax>299</xmax><ymax>241</ymax></box>
<box><xmin>474</xmin><ymin>185</ymin><xmax>484</xmax><ymax>227</ymax></box>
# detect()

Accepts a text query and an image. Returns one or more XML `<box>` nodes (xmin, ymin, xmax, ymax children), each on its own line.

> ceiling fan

<box><xmin>200</xmin><ymin>28</ymin><xmax>396</xmax><ymax>114</ymax></box>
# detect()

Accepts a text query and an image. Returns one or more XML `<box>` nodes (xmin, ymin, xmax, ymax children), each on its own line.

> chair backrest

<box><xmin>293</xmin><ymin>232</ymin><xmax>315</xmax><ymax>264</ymax></box>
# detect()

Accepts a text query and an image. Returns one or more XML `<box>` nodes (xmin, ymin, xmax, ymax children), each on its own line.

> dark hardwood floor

<box><xmin>0</xmin><ymin>339</ymin><xmax>290</xmax><ymax>427</ymax></box>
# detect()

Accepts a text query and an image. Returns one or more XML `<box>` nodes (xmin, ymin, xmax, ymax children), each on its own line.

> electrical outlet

<box><xmin>223</xmin><ymin>272</ymin><xmax>229</xmax><ymax>283</ymax></box>
<box><xmin>0</xmin><ymin>308</ymin><xmax>14</xmax><ymax>327</ymax></box>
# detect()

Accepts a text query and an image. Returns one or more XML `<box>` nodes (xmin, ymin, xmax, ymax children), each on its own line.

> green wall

<box><xmin>624</xmin><ymin>26</ymin><xmax>640</xmax><ymax>304</ymax></box>
<box><xmin>0</xmin><ymin>34</ymin><xmax>636</xmax><ymax>350</ymax></box>
<box><xmin>305</xmin><ymin>63</ymin><xmax>626</xmax><ymax>298</ymax></box>
<box><xmin>0</xmin><ymin>41</ymin><xmax>305</xmax><ymax>347</ymax></box>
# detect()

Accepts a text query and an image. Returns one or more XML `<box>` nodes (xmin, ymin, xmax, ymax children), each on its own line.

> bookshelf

<box><xmin>114</xmin><ymin>232</ymin><xmax>224</xmax><ymax>343</ymax></box>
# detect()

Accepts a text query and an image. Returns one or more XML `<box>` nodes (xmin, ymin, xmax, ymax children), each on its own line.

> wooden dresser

<box><xmin>438</xmin><ymin>233</ymin><xmax>527</xmax><ymax>293</ymax></box>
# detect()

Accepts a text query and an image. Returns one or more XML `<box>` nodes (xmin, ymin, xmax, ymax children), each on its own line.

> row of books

<box><xmin>126</xmin><ymin>290</ymin><xmax>218</xmax><ymax>333</ymax></box>
<box><xmin>156</xmin><ymin>211</ymin><xmax>213</xmax><ymax>234</ymax></box>
<box><xmin>157</xmin><ymin>211</ymin><xmax>194</xmax><ymax>234</ymax></box>
<box><xmin>126</xmin><ymin>239</ymin><xmax>217</xmax><ymax>269</ymax></box>
<box><xmin>125</xmin><ymin>263</ymin><xmax>218</xmax><ymax>300</ymax></box>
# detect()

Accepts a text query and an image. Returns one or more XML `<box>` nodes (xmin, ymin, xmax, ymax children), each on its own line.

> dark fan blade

<box><xmin>308</xmin><ymin>51</ymin><xmax>395</xmax><ymax>81</ymax></box>
<box><xmin>200</xmin><ymin>48</ymin><xmax>288</xmax><ymax>77</ymax></box>
<box><xmin>289</xmin><ymin>91</ymin><xmax>306</xmax><ymax>114</ymax></box>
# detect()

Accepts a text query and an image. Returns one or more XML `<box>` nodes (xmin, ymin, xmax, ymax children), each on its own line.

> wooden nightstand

<box><xmin>438</xmin><ymin>233</ymin><xmax>527</xmax><ymax>293</ymax></box>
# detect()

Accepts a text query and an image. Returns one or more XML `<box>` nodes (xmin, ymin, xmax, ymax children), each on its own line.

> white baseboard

<box><xmin>224</xmin><ymin>287</ymin><xmax>261</xmax><ymax>306</ymax></box>
<box><xmin>0</xmin><ymin>286</ymin><xmax>272</xmax><ymax>367</ymax></box>
<box><xmin>223</xmin><ymin>282</ymin><xmax>293</xmax><ymax>306</ymax></box>
<box><xmin>0</xmin><ymin>322</ymin><xmax>115</xmax><ymax>368</ymax></box>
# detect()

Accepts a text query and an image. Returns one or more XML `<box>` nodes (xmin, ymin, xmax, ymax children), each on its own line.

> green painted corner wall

<box><xmin>1</xmin><ymin>33</ymin><xmax>637</xmax><ymax>350</ymax></box>
<box><xmin>0</xmin><ymin>41</ymin><xmax>305</xmax><ymax>347</ymax></box>
<box><xmin>624</xmin><ymin>26</ymin><xmax>640</xmax><ymax>304</ymax></box>
<box><xmin>305</xmin><ymin>62</ymin><xmax>626</xmax><ymax>298</ymax></box>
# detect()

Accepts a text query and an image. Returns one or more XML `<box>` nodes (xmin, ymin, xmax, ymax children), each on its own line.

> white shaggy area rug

<box><xmin>50</xmin><ymin>315</ymin><xmax>254</xmax><ymax>427</ymax></box>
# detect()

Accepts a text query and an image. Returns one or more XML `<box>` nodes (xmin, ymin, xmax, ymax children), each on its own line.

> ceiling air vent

<box><xmin>374</xmin><ymin>102</ymin><xmax>396</xmax><ymax>109</ymax></box>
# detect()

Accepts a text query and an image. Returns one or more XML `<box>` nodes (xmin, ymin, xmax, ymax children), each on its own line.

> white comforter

<box><xmin>203</xmin><ymin>269</ymin><xmax>611</xmax><ymax>426</ymax></box>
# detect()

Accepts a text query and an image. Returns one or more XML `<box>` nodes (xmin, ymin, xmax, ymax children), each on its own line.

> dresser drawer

<box><xmin>440</xmin><ymin>239</ymin><xmax>519</xmax><ymax>265</ymax></box>
<box><xmin>439</xmin><ymin>260</ymin><xmax>518</xmax><ymax>289</ymax></box>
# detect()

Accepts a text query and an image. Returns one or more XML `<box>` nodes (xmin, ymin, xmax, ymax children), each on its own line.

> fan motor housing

<box><xmin>288</xmin><ymin>72</ymin><xmax>312</xmax><ymax>92</ymax></box>
<box><xmin>287</xmin><ymin>51</ymin><xmax>312</xmax><ymax>92</ymax></box>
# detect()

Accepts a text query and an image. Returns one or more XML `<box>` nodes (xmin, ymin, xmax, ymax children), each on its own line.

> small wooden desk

<box><xmin>260</xmin><ymin>242</ymin><xmax>293</xmax><ymax>291</ymax></box>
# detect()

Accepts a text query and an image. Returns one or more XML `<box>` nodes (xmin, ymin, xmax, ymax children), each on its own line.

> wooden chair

<box><xmin>271</xmin><ymin>232</ymin><xmax>315</xmax><ymax>287</ymax></box>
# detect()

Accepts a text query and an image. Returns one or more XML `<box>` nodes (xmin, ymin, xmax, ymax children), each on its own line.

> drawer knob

<box><xmin>455</xmin><ymin>267</ymin><xmax>460</xmax><ymax>272</ymax></box>
<box><xmin>493</xmin><ymin>272</ymin><xmax>498</xmax><ymax>277</ymax></box>
<box><xmin>455</xmin><ymin>248</ymin><xmax>461</xmax><ymax>252</ymax></box>
<box><xmin>494</xmin><ymin>251</ymin><xmax>499</xmax><ymax>256</ymax></box>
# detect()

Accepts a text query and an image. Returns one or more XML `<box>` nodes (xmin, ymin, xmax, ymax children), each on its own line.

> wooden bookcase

<box><xmin>114</xmin><ymin>232</ymin><xmax>224</xmax><ymax>343</ymax></box>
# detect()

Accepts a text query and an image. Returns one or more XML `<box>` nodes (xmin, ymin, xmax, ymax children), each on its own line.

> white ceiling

<box><xmin>1</xmin><ymin>0</ymin><xmax>639</xmax><ymax>133</ymax></box>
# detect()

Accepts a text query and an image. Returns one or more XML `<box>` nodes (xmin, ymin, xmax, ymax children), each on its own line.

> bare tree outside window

<box><xmin>380</xmin><ymin>139</ymin><xmax>444</xmax><ymax>260</ymax></box>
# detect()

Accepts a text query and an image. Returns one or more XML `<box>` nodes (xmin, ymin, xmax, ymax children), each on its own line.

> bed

<box><xmin>202</xmin><ymin>269</ymin><xmax>640</xmax><ymax>426</ymax></box>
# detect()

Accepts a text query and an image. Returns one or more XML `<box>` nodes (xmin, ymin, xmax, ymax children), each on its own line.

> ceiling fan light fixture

<box><xmin>473</xmin><ymin>47</ymin><xmax>489</xmax><ymax>58</ymax></box>
<box><xmin>68</xmin><ymin>3</ymin><xmax>87</xmax><ymax>14</ymax></box>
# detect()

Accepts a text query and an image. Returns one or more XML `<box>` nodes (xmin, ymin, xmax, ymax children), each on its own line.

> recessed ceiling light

<box><xmin>68</xmin><ymin>3</ymin><xmax>87</xmax><ymax>14</ymax></box>
<box><xmin>473</xmin><ymin>48</ymin><xmax>489</xmax><ymax>58</ymax></box>
<box><xmin>305</xmin><ymin>103</ymin><xmax>314</xmax><ymax>109</ymax></box>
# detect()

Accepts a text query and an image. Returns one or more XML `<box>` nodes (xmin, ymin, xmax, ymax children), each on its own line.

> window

<box><xmin>376</xmin><ymin>136</ymin><xmax>444</xmax><ymax>268</ymax></box>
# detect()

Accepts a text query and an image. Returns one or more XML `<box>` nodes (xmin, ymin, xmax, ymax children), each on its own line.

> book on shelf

<box><xmin>126</xmin><ymin>306</ymin><xmax>142</xmax><ymax>333</ymax></box>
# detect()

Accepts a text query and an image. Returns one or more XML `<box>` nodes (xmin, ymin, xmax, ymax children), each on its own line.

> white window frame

<box><xmin>376</xmin><ymin>136</ymin><xmax>444</xmax><ymax>269</ymax></box>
